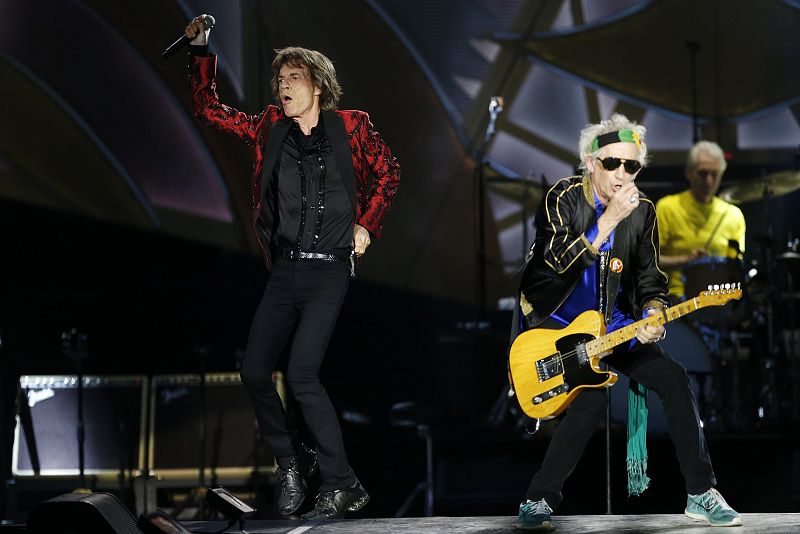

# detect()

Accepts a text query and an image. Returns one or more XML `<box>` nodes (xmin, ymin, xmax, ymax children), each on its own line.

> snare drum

<box><xmin>610</xmin><ymin>320</ymin><xmax>711</xmax><ymax>435</ymax></box>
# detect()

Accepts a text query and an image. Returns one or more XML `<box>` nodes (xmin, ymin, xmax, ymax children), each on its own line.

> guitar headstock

<box><xmin>697</xmin><ymin>283</ymin><xmax>742</xmax><ymax>306</ymax></box>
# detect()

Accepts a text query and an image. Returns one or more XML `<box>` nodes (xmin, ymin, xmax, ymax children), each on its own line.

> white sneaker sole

<box><xmin>685</xmin><ymin>510</ymin><xmax>743</xmax><ymax>527</ymax></box>
<box><xmin>514</xmin><ymin>519</ymin><xmax>554</xmax><ymax>531</ymax></box>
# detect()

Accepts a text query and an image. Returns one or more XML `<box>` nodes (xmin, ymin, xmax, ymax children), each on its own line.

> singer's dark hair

<box><xmin>271</xmin><ymin>47</ymin><xmax>342</xmax><ymax>111</ymax></box>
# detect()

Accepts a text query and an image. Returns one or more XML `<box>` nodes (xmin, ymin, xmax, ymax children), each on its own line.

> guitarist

<box><xmin>514</xmin><ymin>114</ymin><xmax>741</xmax><ymax>530</ymax></box>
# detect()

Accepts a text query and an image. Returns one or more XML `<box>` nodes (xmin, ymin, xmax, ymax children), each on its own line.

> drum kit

<box><xmin>662</xmin><ymin>170</ymin><xmax>800</xmax><ymax>432</ymax></box>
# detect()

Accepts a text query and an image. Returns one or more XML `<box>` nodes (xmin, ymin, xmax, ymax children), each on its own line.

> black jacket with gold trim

<box><xmin>519</xmin><ymin>175</ymin><xmax>669</xmax><ymax>328</ymax></box>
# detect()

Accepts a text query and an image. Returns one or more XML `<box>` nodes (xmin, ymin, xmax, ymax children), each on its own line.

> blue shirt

<box><xmin>551</xmin><ymin>191</ymin><xmax>635</xmax><ymax>338</ymax></box>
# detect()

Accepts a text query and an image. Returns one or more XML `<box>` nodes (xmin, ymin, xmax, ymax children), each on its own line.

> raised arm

<box><xmin>538</xmin><ymin>179</ymin><xmax>597</xmax><ymax>275</ymax></box>
<box><xmin>185</xmin><ymin>16</ymin><xmax>261</xmax><ymax>146</ymax></box>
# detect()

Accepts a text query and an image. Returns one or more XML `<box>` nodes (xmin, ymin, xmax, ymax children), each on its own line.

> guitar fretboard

<box><xmin>584</xmin><ymin>293</ymin><xmax>730</xmax><ymax>357</ymax></box>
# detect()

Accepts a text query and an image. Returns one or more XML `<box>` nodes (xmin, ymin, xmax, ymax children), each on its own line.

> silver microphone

<box><xmin>162</xmin><ymin>14</ymin><xmax>216</xmax><ymax>58</ymax></box>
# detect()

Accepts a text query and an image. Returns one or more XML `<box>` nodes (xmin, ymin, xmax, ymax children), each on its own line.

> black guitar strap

<box><xmin>603</xmin><ymin>217</ymin><xmax>628</xmax><ymax>324</ymax></box>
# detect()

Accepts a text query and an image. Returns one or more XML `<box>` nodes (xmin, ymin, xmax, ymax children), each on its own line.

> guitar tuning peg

<box><xmin>713</xmin><ymin>284</ymin><xmax>719</xmax><ymax>291</ymax></box>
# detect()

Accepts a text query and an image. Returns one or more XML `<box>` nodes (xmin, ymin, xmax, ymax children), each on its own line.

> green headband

<box><xmin>590</xmin><ymin>129</ymin><xmax>641</xmax><ymax>152</ymax></box>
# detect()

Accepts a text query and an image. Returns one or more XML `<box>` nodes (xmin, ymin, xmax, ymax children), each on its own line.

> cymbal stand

<box><xmin>790</xmin><ymin>146</ymin><xmax>800</xmax><ymax>421</ymax></box>
<box><xmin>729</xmin><ymin>243</ymin><xmax>749</xmax><ymax>430</ymax></box>
<box><xmin>756</xmin><ymin>181</ymin><xmax>781</xmax><ymax>425</ymax></box>
<box><xmin>783</xmin><ymin>239</ymin><xmax>799</xmax><ymax>423</ymax></box>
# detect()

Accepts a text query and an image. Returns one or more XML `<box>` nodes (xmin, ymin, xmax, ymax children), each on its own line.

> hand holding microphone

<box><xmin>162</xmin><ymin>14</ymin><xmax>215</xmax><ymax>58</ymax></box>
<box><xmin>185</xmin><ymin>14</ymin><xmax>214</xmax><ymax>45</ymax></box>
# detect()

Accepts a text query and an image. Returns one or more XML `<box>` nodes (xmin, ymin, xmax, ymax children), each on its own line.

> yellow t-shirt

<box><xmin>656</xmin><ymin>190</ymin><xmax>746</xmax><ymax>297</ymax></box>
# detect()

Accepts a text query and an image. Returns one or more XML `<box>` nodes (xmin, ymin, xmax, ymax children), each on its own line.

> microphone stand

<box><xmin>476</xmin><ymin>96</ymin><xmax>504</xmax><ymax>318</ymax></box>
<box><xmin>172</xmin><ymin>345</ymin><xmax>211</xmax><ymax>520</ymax></box>
<box><xmin>604</xmin><ymin>387</ymin><xmax>612</xmax><ymax>515</ymax></box>
<box><xmin>62</xmin><ymin>329</ymin><xmax>90</xmax><ymax>491</ymax></box>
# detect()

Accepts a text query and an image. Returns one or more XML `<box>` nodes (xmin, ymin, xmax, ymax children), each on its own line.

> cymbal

<box><xmin>718</xmin><ymin>171</ymin><xmax>800</xmax><ymax>204</ymax></box>
<box><xmin>777</xmin><ymin>251</ymin><xmax>800</xmax><ymax>261</ymax></box>
<box><xmin>486</xmin><ymin>177</ymin><xmax>544</xmax><ymax>209</ymax></box>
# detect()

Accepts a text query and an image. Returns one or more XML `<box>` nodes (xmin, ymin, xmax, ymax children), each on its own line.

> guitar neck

<box><xmin>585</xmin><ymin>298</ymin><xmax>702</xmax><ymax>357</ymax></box>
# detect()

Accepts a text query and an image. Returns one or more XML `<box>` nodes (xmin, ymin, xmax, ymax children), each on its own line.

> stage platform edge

<box><xmin>178</xmin><ymin>513</ymin><xmax>799</xmax><ymax>533</ymax></box>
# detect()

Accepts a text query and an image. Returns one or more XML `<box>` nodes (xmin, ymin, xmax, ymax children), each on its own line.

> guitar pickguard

<box><xmin>554</xmin><ymin>333</ymin><xmax>611</xmax><ymax>390</ymax></box>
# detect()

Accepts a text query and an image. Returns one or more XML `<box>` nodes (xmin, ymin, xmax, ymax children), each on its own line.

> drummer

<box><xmin>656</xmin><ymin>141</ymin><xmax>746</xmax><ymax>300</ymax></box>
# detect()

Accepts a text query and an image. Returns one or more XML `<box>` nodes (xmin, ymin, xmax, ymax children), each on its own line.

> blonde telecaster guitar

<box><xmin>509</xmin><ymin>284</ymin><xmax>742</xmax><ymax>420</ymax></box>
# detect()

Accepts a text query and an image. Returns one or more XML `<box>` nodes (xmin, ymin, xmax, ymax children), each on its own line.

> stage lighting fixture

<box><xmin>205</xmin><ymin>487</ymin><xmax>256</xmax><ymax>532</ymax></box>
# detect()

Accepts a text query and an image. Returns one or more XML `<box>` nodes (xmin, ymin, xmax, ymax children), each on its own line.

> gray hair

<box><xmin>577</xmin><ymin>113</ymin><xmax>648</xmax><ymax>173</ymax></box>
<box><xmin>686</xmin><ymin>140</ymin><xmax>727</xmax><ymax>175</ymax></box>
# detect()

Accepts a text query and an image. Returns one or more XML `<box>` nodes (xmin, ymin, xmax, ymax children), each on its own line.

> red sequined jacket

<box><xmin>189</xmin><ymin>54</ymin><xmax>401</xmax><ymax>269</ymax></box>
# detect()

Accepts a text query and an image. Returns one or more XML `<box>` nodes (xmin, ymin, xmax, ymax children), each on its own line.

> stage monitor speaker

<box><xmin>137</xmin><ymin>509</ymin><xmax>190</xmax><ymax>534</ymax></box>
<box><xmin>27</xmin><ymin>491</ymin><xmax>142</xmax><ymax>534</ymax></box>
<box><xmin>148</xmin><ymin>372</ymin><xmax>283</xmax><ymax>480</ymax></box>
<box><xmin>13</xmin><ymin>375</ymin><xmax>146</xmax><ymax>478</ymax></box>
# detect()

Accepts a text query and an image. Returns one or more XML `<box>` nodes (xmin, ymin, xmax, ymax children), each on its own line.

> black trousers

<box><xmin>240</xmin><ymin>257</ymin><xmax>354</xmax><ymax>491</ymax></box>
<box><xmin>527</xmin><ymin>340</ymin><xmax>717</xmax><ymax>509</ymax></box>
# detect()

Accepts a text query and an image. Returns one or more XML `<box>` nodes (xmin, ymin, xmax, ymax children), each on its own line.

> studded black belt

<box><xmin>278</xmin><ymin>247</ymin><xmax>350</xmax><ymax>264</ymax></box>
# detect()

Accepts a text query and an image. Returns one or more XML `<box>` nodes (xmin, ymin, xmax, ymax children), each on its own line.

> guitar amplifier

<box><xmin>148</xmin><ymin>372</ymin><xmax>283</xmax><ymax>480</ymax></box>
<box><xmin>12</xmin><ymin>375</ymin><xmax>146</xmax><ymax>478</ymax></box>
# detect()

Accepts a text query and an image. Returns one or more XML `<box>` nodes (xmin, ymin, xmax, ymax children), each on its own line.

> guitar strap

<box><xmin>603</xmin><ymin>217</ymin><xmax>627</xmax><ymax>324</ymax></box>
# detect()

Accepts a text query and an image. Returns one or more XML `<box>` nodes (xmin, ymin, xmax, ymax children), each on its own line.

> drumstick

<box><xmin>702</xmin><ymin>205</ymin><xmax>731</xmax><ymax>253</ymax></box>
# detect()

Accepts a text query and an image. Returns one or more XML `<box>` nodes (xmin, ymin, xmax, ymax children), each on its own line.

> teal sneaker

<box><xmin>515</xmin><ymin>498</ymin><xmax>554</xmax><ymax>531</ymax></box>
<box><xmin>685</xmin><ymin>488</ymin><xmax>742</xmax><ymax>527</ymax></box>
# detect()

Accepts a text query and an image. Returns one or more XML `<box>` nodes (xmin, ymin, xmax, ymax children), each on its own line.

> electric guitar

<box><xmin>508</xmin><ymin>284</ymin><xmax>741</xmax><ymax>420</ymax></box>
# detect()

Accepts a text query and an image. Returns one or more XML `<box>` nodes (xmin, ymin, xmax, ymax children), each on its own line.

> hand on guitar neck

<box><xmin>635</xmin><ymin>308</ymin><xmax>665</xmax><ymax>344</ymax></box>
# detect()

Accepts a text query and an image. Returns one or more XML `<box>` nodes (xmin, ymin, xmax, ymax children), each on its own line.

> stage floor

<box><xmin>183</xmin><ymin>513</ymin><xmax>800</xmax><ymax>533</ymax></box>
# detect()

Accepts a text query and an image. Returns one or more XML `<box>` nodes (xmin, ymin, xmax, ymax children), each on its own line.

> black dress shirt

<box><xmin>273</xmin><ymin>119</ymin><xmax>353</xmax><ymax>254</ymax></box>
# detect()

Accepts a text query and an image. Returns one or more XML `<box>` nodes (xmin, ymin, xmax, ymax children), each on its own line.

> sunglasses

<box><xmin>598</xmin><ymin>157</ymin><xmax>642</xmax><ymax>174</ymax></box>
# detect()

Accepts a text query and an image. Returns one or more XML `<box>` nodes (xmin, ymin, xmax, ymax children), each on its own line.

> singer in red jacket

<box><xmin>184</xmin><ymin>16</ymin><xmax>400</xmax><ymax>519</ymax></box>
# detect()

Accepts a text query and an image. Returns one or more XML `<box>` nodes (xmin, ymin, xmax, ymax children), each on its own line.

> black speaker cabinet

<box><xmin>148</xmin><ymin>372</ymin><xmax>283</xmax><ymax>480</ymax></box>
<box><xmin>28</xmin><ymin>491</ymin><xmax>142</xmax><ymax>534</ymax></box>
<box><xmin>13</xmin><ymin>375</ymin><xmax>146</xmax><ymax>478</ymax></box>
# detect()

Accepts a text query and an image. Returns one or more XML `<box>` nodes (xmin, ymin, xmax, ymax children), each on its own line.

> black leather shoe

<box><xmin>301</xmin><ymin>479</ymin><xmax>370</xmax><ymax>519</ymax></box>
<box><xmin>276</xmin><ymin>445</ymin><xmax>318</xmax><ymax>515</ymax></box>
<box><xmin>276</xmin><ymin>458</ymin><xmax>307</xmax><ymax>515</ymax></box>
